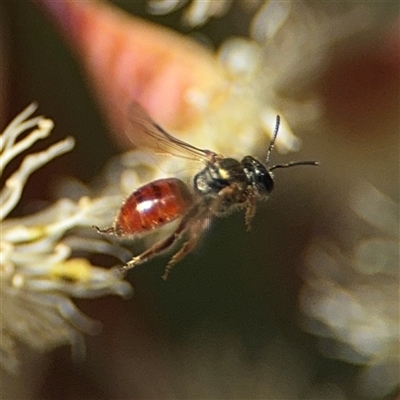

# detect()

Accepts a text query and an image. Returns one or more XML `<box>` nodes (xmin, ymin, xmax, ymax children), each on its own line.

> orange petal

<box><xmin>34</xmin><ymin>0</ymin><xmax>221</xmax><ymax>147</ymax></box>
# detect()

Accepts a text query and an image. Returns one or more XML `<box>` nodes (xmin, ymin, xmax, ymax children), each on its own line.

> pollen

<box><xmin>50</xmin><ymin>259</ymin><xmax>93</xmax><ymax>282</ymax></box>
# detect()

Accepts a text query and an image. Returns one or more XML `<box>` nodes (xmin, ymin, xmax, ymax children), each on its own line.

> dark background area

<box><xmin>1</xmin><ymin>1</ymin><xmax>399</xmax><ymax>399</ymax></box>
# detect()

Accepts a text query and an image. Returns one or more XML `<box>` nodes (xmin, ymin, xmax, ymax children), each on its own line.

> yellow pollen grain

<box><xmin>50</xmin><ymin>258</ymin><xmax>92</xmax><ymax>282</ymax></box>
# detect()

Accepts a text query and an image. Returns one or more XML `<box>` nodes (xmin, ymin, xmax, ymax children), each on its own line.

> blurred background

<box><xmin>1</xmin><ymin>1</ymin><xmax>399</xmax><ymax>399</ymax></box>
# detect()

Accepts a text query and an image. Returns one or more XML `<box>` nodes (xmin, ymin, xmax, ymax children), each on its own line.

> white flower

<box><xmin>300</xmin><ymin>182</ymin><xmax>399</xmax><ymax>398</ymax></box>
<box><xmin>0</xmin><ymin>104</ymin><xmax>132</xmax><ymax>373</ymax></box>
<box><xmin>147</xmin><ymin>0</ymin><xmax>233</xmax><ymax>27</ymax></box>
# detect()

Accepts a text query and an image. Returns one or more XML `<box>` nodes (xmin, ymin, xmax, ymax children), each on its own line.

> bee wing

<box><xmin>125</xmin><ymin>102</ymin><xmax>215</xmax><ymax>163</ymax></box>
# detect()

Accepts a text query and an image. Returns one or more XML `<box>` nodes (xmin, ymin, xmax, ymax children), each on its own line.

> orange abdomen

<box><xmin>114</xmin><ymin>178</ymin><xmax>193</xmax><ymax>236</ymax></box>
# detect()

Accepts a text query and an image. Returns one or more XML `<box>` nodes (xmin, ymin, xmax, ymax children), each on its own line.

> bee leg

<box><xmin>94</xmin><ymin>225</ymin><xmax>115</xmax><ymax>235</ymax></box>
<box><xmin>124</xmin><ymin>226</ymin><xmax>185</xmax><ymax>271</ymax></box>
<box><xmin>161</xmin><ymin>217</ymin><xmax>210</xmax><ymax>281</ymax></box>
<box><xmin>244</xmin><ymin>194</ymin><xmax>257</xmax><ymax>231</ymax></box>
<box><xmin>123</xmin><ymin>209</ymin><xmax>197</xmax><ymax>272</ymax></box>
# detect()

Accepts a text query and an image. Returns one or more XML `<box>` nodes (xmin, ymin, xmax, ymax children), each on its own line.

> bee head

<box><xmin>242</xmin><ymin>156</ymin><xmax>274</xmax><ymax>195</ymax></box>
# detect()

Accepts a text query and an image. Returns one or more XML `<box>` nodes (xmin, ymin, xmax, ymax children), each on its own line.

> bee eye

<box><xmin>242</xmin><ymin>157</ymin><xmax>274</xmax><ymax>194</ymax></box>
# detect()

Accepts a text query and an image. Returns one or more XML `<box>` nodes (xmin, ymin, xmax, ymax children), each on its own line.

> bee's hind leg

<box><xmin>124</xmin><ymin>226</ymin><xmax>185</xmax><ymax>271</ymax></box>
<box><xmin>123</xmin><ymin>210</ymin><xmax>197</xmax><ymax>274</ymax></box>
<box><xmin>94</xmin><ymin>225</ymin><xmax>115</xmax><ymax>234</ymax></box>
<box><xmin>162</xmin><ymin>217</ymin><xmax>210</xmax><ymax>281</ymax></box>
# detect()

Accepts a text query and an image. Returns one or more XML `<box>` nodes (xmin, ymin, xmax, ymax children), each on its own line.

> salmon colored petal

<box><xmin>33</xmin><ymin>0</ymin><xmax>222</xmax><ymax>147</ymax></box>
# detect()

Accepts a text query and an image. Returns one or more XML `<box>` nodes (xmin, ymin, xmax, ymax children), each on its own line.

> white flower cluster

<box><xmin>300</xmin><ymin>182</ymin><xmax>399</xmax><ymax>398</ymax></box>
<box><xmin>0</xmin><ymin>104</ymin><xmax>132</xmax><ymax>373</ymax></box>
<box><xmin>146</xmin><ymin>1</ymin><xmax>370</xmax><ymax>164</ymax></box>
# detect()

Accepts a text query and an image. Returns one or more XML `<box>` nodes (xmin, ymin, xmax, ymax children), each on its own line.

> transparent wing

<box><xmin>125</xmin><ymin>102</ymin><xmax>216</xmax><ymax>163</ymax></box>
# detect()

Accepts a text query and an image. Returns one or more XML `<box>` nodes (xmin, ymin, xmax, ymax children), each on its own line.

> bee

<box><xmin>96</xmin><ymin>104</ymin><xmax>318</xmax><ymax>280</ymax></box>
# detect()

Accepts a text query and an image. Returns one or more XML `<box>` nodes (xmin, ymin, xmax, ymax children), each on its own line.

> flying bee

<box><xmin>96</xmin><ymin>103</ymin><xmax>318</xmax><ymax>280</ymax></box>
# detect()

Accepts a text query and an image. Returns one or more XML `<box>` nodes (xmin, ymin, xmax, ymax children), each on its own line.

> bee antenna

<box><xmin>265</xmin><ymin>116</ymin><xmax>319</xmax><ymax>171</ymax></box>
<box><xmin>269</xmin><ymin>161</ymin><xmax>319</xmax><ymax>171</ymax></box>
<box><xmin>265</xmin><ymin>115</ymin><xmax>280</xmax><ymax>164</ymax></box>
